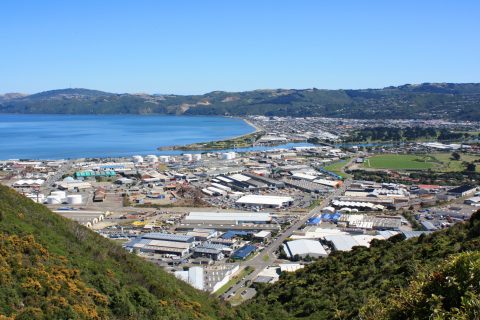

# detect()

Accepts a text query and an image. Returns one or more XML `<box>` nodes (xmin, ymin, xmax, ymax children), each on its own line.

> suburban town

<box><xmin>2</xmin><ymin>116</ymin><xmax>480</xmax><ymax>305</ymax></box>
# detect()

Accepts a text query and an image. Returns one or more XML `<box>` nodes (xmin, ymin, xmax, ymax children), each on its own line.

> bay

<box><xmin>0</xmin><ymin>114</ymin><xmax>255</xmax><ymax>159</ymax></box>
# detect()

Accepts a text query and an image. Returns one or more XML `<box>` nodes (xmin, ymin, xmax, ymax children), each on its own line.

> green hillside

<box><xmin>241</xmin><ymin>213</ymin><xmax>480</xmax><ymax>319</ymax></box>
<box><xmin>360</xmin><ymin>251</ymin><xmax>480</xmax><ymax>319</ymax></box>
<box><xmin>0</xmin><ymin>185</ymin><xmax>238</xmax><ymax>320</ymax></box>
<box><xmin>2</xmin><ymin>83</ymin><xmax>480</xmax><ymax>120</ymax></box>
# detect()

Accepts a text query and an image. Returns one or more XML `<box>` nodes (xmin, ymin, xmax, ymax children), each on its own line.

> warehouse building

<box><xmin>186</xmin><ymin>229</ymin><xmax>218</xmax><ymax>241</ymax></box>
<box><xmin>283</xmin><ymin>239</ymin><xmax>328</xmax><ymax>259</ymax></box>
<box><xmin>54</xmin><ymin>210</ymin><xmax>106</xmax><ymax>228</ymax></box>
<box><xmin>236</xmin><ymin>194</ymin><xmax>293</xmax><ymax>209</ymax></box>
<box><xmin>282</xmin><ymin>178</ymin><xmax>325</xmax><ymax>193</ymax></box>
<box><xmin>192</xmin><ymin>242</ymin><xmax>230</xmax><ymax>260</ymax></box>
<box><xmin>184</xmin><ymin>211</ymin><xmax>272</xmax><ymax>225</ymax></box>
<box><xmin>324</xmin><ymin>234</ymin><xmax>361</xmax><ymax>251</ymax></box>
<box><xmin>448</xmin><ymin>185</ymin><xmax>477</xmax><ymax>197</ymax></box>
<box><xmin>242</xmin><ymin>172</ymin><xmax>286</xmax><ymax>189</ymax></box>
<box><xmin>175</xmin><ymin>267</ymin><xmax>204</xmax><ymax>290</ymax></box>
<box><xmin>125</xmin><ymin>233</ymin><xmax>195</xmax><ymax>257</ymax></box>
<box><xmin>232</xmin><ymin>245</ymin><xmax>257</xmax><ymax>260</ymax></box>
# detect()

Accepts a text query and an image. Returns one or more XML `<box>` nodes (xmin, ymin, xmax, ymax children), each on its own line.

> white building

<box><xmin>283</xmin><ymin>239</ymin><xmax>328</xmax><ymax>259</ymax></box>
<box><xmin>175</xmin><ymin>267</ymin><xmax>204</xmax><ymax>290</ymax></box>
<box><xmin>323</xmin><ymin>234</ymin><xmax>361</xmax><ymax>251</ymax></box>
<box><xmin>184</xmin><ymin>211</ymin><xmax>272</xmax><ymax>225</ymax></box>
<box><xmin>145</xmin><ymin>155</ymin><xmax>159</xmax><ymax>163</ymax></box>
<box><xmin>236</xmin><ymin>194</ymin><xmax>293</xmax><ymax>208</ymax></box>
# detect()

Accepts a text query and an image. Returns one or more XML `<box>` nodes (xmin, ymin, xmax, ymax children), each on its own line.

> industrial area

<box><xmin>2</xmin><ymin>117</ymin><xmax>480</xmax><ymax>304</ymax></box>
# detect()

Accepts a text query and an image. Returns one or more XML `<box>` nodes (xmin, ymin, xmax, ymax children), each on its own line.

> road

<box><xmin>222</xmin><ymin>178</ymin><xmax>351</xmax><ymax>300</ymax></box>
<box><xmin>42</xmin><ymin>160</ymin><xmax>74</xmax><ymax>192</ymax></box>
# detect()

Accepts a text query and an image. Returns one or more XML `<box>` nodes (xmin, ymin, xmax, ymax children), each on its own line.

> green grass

<box><xmin>174</xmin><ymin>130</ymin><xmax>265</xmax><ymax>151</ymax></box>
<box><xmin>323</xmin><ymin>158</ymin><xmax>351</xmax><ymax>177</ymax></box>
<box><xmin>364</xmin><ymin>154</ymin><xmax>438</xmax><ymax>170</ymax></box>
<box><xmin>363</xmin><ymin>153</ymin><xmax>480</xmax><ymax>172</ymax></box>
<box><xmin>432</xmin><ymin>152</ymin><xmax>480</xmax><ymax>172</ymax></box>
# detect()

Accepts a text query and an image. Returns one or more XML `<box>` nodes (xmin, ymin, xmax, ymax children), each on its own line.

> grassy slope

<box><xmin>323</xmin><ymin>159</ymin><xmax>351</xmax><ymax>178</ymax></box>
<box><xmin>363</xmin><ymin>153</ymin><xmax>480</xmax><ymax>172</ymax></box>
<box><xmin>360</xmin><ymin>251</ymin><xmax>480</xmax><ymax>319</ymax></box>
<box><xmin>0</xmin><ymin>185</ymin><xmax>239</xmax><ymax>320</ymax></box>
<box><xmin>241</xmin><ymin>213</ymin><xmax>480</xmax><ymax>319</ymax></box>
<box><xmin>432</xmin><ymin>152</ymin><xmax>480</xmax><ymax>172</ymax></box>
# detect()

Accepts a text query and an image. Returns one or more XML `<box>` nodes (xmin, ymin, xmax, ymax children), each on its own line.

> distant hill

<box><xmin>1</xmin><ymin>83</ymin><xmax>480</xmax><ymax>120</ymax></box>
<box><xmin>0</xmin><ymin>185</ymin><xmax>238</xmax><ymax>319</ymax></box>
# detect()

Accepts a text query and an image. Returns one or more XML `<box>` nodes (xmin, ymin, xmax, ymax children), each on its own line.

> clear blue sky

<box><xmin>1</xmin><ymin>0</ymin><xmax>479</xmax><ymax>94</ymax></box>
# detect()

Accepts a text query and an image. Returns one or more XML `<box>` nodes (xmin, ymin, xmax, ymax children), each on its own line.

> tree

<box><xmin>451</xmin><ymin>152</ymin><xmax>461</xmax><ymax>161</ymax></box>
<box><xmin>467</xmin><ymin>162</ymin><xmax>476</xmax><ymax>172</ymax></box>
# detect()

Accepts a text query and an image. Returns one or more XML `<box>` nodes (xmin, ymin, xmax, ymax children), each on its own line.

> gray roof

<box><xmin>142</xmin><ymin>232</ymin><xmax>194</xmax><ymax>242</ymax></box>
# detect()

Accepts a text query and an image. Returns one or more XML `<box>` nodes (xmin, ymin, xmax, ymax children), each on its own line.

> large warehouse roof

<box><xmin>142</xmin><ymin>232</ymin><xmax>194</xmax><ymax>243</ymax></box>
<box><xmin>284</xmin><ymin>239</ymin><xmax>328</xmax><ymax>258</ymax></box>
<box><xmin>236</xmin><ymin>194</ymin><xmax>293</xmax><ymax>206</ymax></box>
<box><xmin>324</xmin><ymin>234</ymin><xmax>360</xmax><ymax>251</ymax></box>
<box><xmin>186</xmin><ymin>211</ymin><xmax>271</xmax><ymax>223</ymax></box>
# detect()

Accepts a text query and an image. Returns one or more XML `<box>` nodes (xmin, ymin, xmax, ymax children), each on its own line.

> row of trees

<box><xmin>346</xmin><ymin>127</ymin><xmax>475</xmax><ymax>142</ymax></box>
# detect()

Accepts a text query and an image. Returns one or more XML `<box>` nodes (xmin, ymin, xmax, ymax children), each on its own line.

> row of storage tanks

<box><xmin>46</xmin><ymin>191</ymin><xmax>83</xmax><ymax>205</ymax></box>
<box><xmin>132</xmin><ymin>152</ymin><xmax>236</xmax><ymax>164</ymax></box>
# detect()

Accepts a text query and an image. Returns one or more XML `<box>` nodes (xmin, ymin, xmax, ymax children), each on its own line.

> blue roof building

<box><xmin>232</xmin><ymin>245</ymin><xmax>256</xmax><ymax>260</ymax></box>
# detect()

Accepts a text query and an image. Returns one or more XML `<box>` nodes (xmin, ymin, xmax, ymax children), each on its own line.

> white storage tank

<box><xmin>132</xmin><ymin>155</ymin><xmax>144</xmax><ymax>163</ymax></box>
<box><xmin>183</xmin><ymin>154</ymin><xmax>193</xmax><ymax>161</ymax></box>
<box><xmin>193</xmin><ymin>154</ymin><xmax>202</xmax><ymax>161</ymax></box>
<box><xmin>67</xmin><ymin>194</ymin><xmax>83</xmax><ymax>205</ymax></box>
<box><xmin>221</xmin><ymin>152</ymin><xmax>236</xmax><ymax>160</ymax></box>
<box><xmin>46</xmin><ymin>195</ymin><xmax>62</xmax><ymax>204</ymax></box>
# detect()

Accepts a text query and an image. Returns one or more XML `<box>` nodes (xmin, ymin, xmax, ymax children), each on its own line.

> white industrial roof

<box><xmin>186</xmin><ymin>211</ymin><xmax>271</xmax><ymax>222</ymax></box>
<box><xmin>13</xmin><ymin>179</ymin><xmax>45</xmax><ymax>186</ymax></box>
<box><xmin>292</xmin><ymin>173</ymin><xmax>318</xmax><ymax>181</ymax></box>
<box><xmin>324</xmin><ymin>234</ymin><xmax>360</xmax><ymax>251</ymax></box>
<box><xmin>229</xmin><ymin>173</ymin><xmax>251</xmax><ymax>182</ymax></box>
<box><xmin>284</xmin><ymin>239</ymin><xmax>328</xmax><ymax>257</ymax></box>
<box><xmin>236</xmin><ymin>194</ymin><xmax>293</xmax><ymax>206</ymax></box>
<box><xmin>279</xmin><ymin>263</ymin><xmax>305</xmax><ymax>273</ymax></box>
<box><xmin>352</xmin><ymin>235</ymin><xmax>385</xmax><ymax>247</ymax></box>
<box><xmin>290</xmin><ymin>227</ymin><xmax>347</xmax><ymax>240</ymax></box>
<box><xmin>146</xmin><ymin>240</ymin><xmax>192</xmax><ymax>249</ymax></box>
<box><xmin>466</xmin><ymin>196</ymin><xmax>480</xmax><ymax>203</ymax></box>
<box><xmin>314</xmin><ymin>179</ymin><xmax>340</xmax><ymax>187</ymax></box>
<box><xmin>254</xmin><ymin>230</ymin><xmax>272</xmax><ymax>238</ymax></box>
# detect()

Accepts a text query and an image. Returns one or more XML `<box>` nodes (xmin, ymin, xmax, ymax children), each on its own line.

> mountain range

<box><xmin>1</xmin><ymin>83</ymin><xmax>480</xmax><ymax>120</ymax></box>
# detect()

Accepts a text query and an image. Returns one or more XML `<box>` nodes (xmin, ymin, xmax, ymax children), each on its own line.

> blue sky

<box><xmin>1</xmin><ymin>1</ymin><xmax>479</xmax><ymax>94</ymax></box>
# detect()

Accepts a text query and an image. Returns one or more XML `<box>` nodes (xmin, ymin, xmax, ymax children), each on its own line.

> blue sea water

<box><xmin>0</xmin><ymin>114</ymin><xmax>256</xmax><ymax>159</ymax></box>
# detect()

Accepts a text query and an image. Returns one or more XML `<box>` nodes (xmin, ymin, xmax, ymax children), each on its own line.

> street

<box><xmin>222</xmin><ymin>179</ymin><xmax>350</xmax><ymax>300</ymax></box>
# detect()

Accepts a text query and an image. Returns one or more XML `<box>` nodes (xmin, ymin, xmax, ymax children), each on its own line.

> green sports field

<box><xmin>364</xmin><ymin>154</ymin><xmax>437</xmax><ymax>170</ymax></box>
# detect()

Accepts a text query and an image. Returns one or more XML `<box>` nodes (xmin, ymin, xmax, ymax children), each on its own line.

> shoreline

<box><xmin>158</xmin><ymin>117</ymin><xmax>266</xmax><ymax>152</ymax></box>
